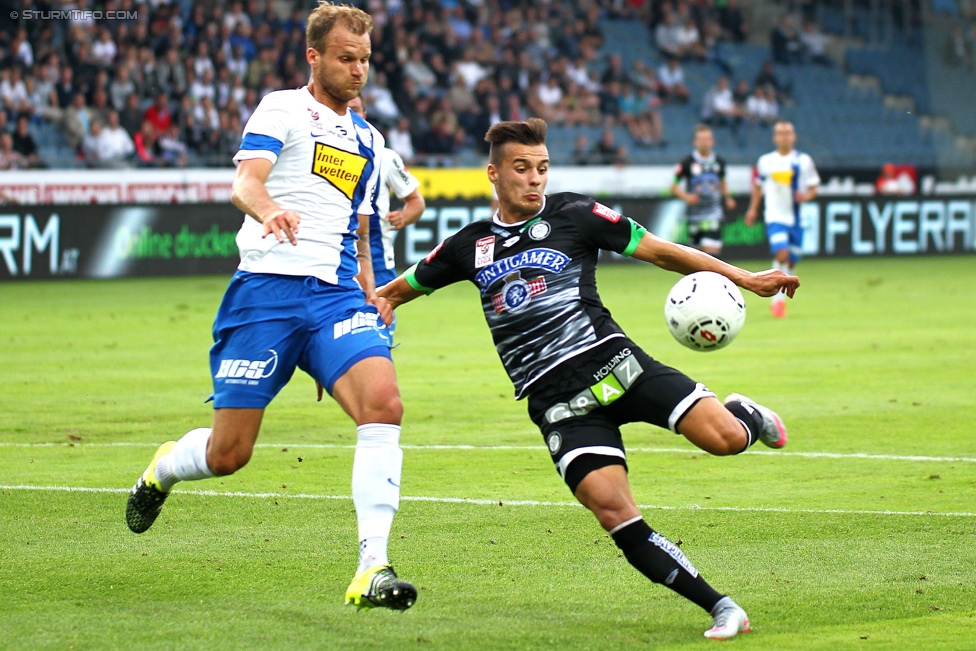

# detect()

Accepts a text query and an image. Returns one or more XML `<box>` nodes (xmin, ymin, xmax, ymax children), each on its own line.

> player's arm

<box><xmin>796</xmin><ymin>184</ymin><xmax>818</xmax><ymax>203</ymax></box>
<box><xmin>720</xmin><ymin>178</ymin><xmax>736</xmax><ymax>210</ymax></box>
<box><xmin>377</xmin><ymin>275</ymin><xmax>425</xmax><ymax>309</ymax></box>
<box><xmin>670</xmin><ymin>180</ymin><xmax>698</xmax><ymax>205</ymax></box>
<box><xmin>387</xmin><ymin>189</ymin><xmax>426</xmax><ymax>230</ymax></box>
<box><xmin>231</xmin><ymin>158</ymin><xmax>300</xmax><ymax>245</ymax></box>
<box><xmin>353</xmin><ymin>215</ymin><xmax>395</xmax><ymax>326</ymax></box>
<box><xmin>743</xmin><ymin>180</ymin><xmax>763</xmax><ymax>226</ymax></box>
<box><xmin>631</xmin><ymin>231</ymin><xmax>798</xmax><ymax>298</ymax></box>
<box><xmin>670</xmin><ymin>163</ymin><xmax>697</xmax><ymax>205</ymax></box>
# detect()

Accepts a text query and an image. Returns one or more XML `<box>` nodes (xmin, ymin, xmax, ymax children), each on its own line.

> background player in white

<box><xmin>347</xmin><ymin>94</ymin><xmax>426</xmax><ymax>290</ymax></box>
<box><xmin>125</xmin><ymin>3</ymin><xmax>416</xmax><ymax>611</ymax></box>
<box><xmin>744</xmin><ymin>120</ymin><xmax>819</xmax><ymax>318</ymax></box>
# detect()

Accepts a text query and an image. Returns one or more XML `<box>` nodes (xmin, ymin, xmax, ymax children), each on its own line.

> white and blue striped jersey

<box><xmin>370</xmin><ymin>147</ymin><xmax>421</xmax><ymax>273</ymax></box>
<box><xmin>754</xmin><ymin>149</ymin><xmax>819</xmax><ymax>226</ymax></box>
<box><xmin>232</xmin><ymin>87</ymin><xmax>383</xmax><ymax>286</ymax></box>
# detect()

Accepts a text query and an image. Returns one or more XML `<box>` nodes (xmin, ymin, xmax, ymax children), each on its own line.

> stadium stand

<box><xmin>0</xmin><ymin>0</ymin><xmax>973</xmax><ymax>172</ymax></box>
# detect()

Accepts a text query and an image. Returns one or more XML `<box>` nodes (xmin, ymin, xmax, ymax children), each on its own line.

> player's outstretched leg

<box><xmin>724</xmin><ymin>394</ymin><xmax>787</xmax><ymax>448</ymax></box>
<box><xmin>704</xmin><ymin>596</ymin><xmax>751</xmax><ymax>640</ymax></box>
<box><xmin>125</xmin><ymin>441</ymin><xmax>176</xmax><ymax>533</ymax></box>
<box><xmin>345</xmin><ymin>564</ymin><xmax>417</xmax><ymax>611</ymax></box>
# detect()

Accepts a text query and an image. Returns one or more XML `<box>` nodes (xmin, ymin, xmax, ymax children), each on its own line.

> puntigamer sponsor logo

<box><xmin>474</xmin><ymin>248</ymin><xmax>571</xmax><ymax>290</ymax></box>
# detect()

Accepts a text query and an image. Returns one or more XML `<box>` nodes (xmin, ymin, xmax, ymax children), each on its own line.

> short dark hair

<box><xmin>306</xmin><ymin>2</ymin><xmax>373</xmax><ymax>54</ymax></box>
<box><xmin>694</xmin><ymin>123</ymin><xmax>712</xmax><ymax>135</ymax></box>
<box><xmin>485</xmin><ymin>118</ymin><xmax>547</xmax><ymax>165</ymax></box>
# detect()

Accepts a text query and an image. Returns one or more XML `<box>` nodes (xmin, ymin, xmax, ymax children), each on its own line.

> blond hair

<box><xmin>306</xmin><ymin>2</ymin><xmax>373</xmax><ymax>54</ymax></box>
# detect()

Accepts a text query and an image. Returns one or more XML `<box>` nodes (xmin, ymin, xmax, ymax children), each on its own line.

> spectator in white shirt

<box><xmin>362</xmin><ymin>72</ymin><xmax>401</xmax><ymax>125</ymax></box>
<box><xmin>657</xmin><ymin>58</ymin><xmax>690</xmax><ymax>103</ymax></box>
<box><xmin>676</xmin><ymin>17</ymin><xmax>707</xmax><ymax>60</ymax></box>
<box><xmin>800</xmin><ymin>21</ymin><xmax>832</xmax><ymax>66</ymax></box>
<box><xmin>193</xmin><ymin>95</ymin><xmax>220</xmax><ymax>131</ymax></box>
<box><xmin>655</xmin><ymin>13</ymin><xmax>684</xmax><ymax>60</ymax></box>
<box><xmin>745</xmin><ymin>86</ymin><xmax>778</xmax><ymax>125</ymax></box>
<box><xmin>701</xmin><ymin>76</ymin><xmax>743</xmax><ymax>128</ymax></box>
<box><xmin>455</xmin><ymin>47</ymin><xmax>487</xmax><ymax>90</ymax></box>
<box><xmin>92</xmin><ymin>28</ymin><xmax>118</xmax><ymax>67</ymax></box>
<box><xmin>387</xmin><ymin>116</ymin><xmax>415</xmax><ymax>164</ymax></box>
<box><xmin>0</xmin><ymin>66</ymin><xmax>31</xmax><ymax>117</ymax></box>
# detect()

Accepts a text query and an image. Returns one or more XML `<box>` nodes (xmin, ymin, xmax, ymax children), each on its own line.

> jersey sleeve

<box><xmin>672</xmin><ymin>157</ymin><xmax>690</xmax><ymax>185</ymax></box>
<box><xmin>569</xmin><ymin>197</ymin><xmax>647</xmax><ymax>258</ymax></box>
<box><xmin>404</xmin><ymin>235</ymin><xmax>468</xmax><ymax>295</ymax></box>
<box><xmin>383</xmin><ymin>149</ymin><xmax>421</xmax><ymax>199</ymax></box>
<box><xmin>801</xmin><ymin>154</ymin><xmax>821</xmax><ymax>189</ymax></box>
<box><xmin>233</xmin><ymin>92</ymin><xmax>291</xmax><ymax>164</ymax></box>
<box><xmin>717</xmin><ymin>156</ymin><xmax>727</xmax><ymax>179</ymax></box>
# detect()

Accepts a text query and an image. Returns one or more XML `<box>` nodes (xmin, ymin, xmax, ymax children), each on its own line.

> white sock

<box><xmin>154</xmin><ymin>427</ymin><xmax>214</xmax><ymax>491</ymax></box>
<box><xmin>358</xmin><ymin>537</ymin><xmax>390</xmax><ymax>573</ymax></box>
<box><xmin>352</xmin><ymin>423</ymin><xmax>402</xmax><ymax>572</ymax></box>
<box><xmin>771</xmin><ymin>260</ymin><xmax>788</xmax><ymax>302</ymax></box>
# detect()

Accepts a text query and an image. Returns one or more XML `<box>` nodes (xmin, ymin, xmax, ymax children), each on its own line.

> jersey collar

<box><xmin>491</xmin><ymin>195</ymin><xmax>547</xmax><ymax>228</ymax></box>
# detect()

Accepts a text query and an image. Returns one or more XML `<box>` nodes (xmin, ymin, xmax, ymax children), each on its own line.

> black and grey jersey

<box><xmin>406</xmin><ymin>192</ymin><xmax>647</xmax><ymax>400</ymax></box>
<box><xmin>673</xmin><ymin>152</ymin><xmax>727</xmax><ymax>222</ymax></box>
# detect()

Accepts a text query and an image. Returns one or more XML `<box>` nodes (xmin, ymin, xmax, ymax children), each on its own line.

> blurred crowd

<box><xmin>0</xmin><ymin>0</ymin><xmax>836</xmax><ymax>170</ymax></box>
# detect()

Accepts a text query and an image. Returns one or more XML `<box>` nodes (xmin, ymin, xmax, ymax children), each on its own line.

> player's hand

<box><xmin>795</xmin><ymin>189</ymin><xmax>814</xmax><ymax>203</ymax></box>
<box><xmin>724</xmin><ymin>196</ymin><xmax>737</xmax><ymax>210</ymax></box>
<box><xmin>387</xmin><ymin>210</ymin><xmax>405</xmax><ymax>230</ymax></box>
<box><xmin>744</xmin><ymin>208</ymin><xmax>757</xmax><ymax>226</ymax></box>
<box><xmin>261</xmin><ymin>209</ymin><xmax>301</xmax><ymax>245</ymax></box>
<box><xmin>745</xmin><ymin>269</ymin><xmax>799</xmax><ymax>298</ymax></box>
<box><xmin>684</xmin><ymin>193</ymin><xmax>700</xmax><ymax>206</ymax></box>
<box><xmin>368</xmin><ymin>295</ymin><xmax>395</xmax><ymax>327</ymax></box>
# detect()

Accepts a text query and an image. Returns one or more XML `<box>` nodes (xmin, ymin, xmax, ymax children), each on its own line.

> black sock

<box><xmin>610</xmin><ymin>518</ymin><xmax>724</xmax><ymax>613</ymax></box>
<box><xmin>724</xmin><ymin>400</ymin><xmax>766</xmax><ymax>451</ymax></box>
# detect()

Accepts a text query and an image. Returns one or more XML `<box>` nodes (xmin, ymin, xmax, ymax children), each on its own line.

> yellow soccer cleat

<box><xmin>125</xmin><ymin>441</ymin><xmax>176</xmax><ymax>534</ymax></box>
<box><xmin>345</xmin><ymin>565</ymin><xmax>417</xmax><ymax>611</ymax></box>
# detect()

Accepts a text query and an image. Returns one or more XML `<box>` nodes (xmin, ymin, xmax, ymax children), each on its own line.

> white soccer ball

<box><xmin>664</xmin><ymin>271</ymin><xmax>746</xmax><ymax>351</ymax></box>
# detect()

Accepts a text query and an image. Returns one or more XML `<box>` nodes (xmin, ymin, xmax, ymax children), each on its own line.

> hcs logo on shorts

<box><xmin>215</xmin><ymin>349</ymin><xmax>279</xmax><ymax>383</ymax></box>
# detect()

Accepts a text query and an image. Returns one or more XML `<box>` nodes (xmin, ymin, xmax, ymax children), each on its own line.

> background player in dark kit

<box><xmin>671</xmin><ymin>124</ymin><xmax>736</xmax><ymax>257</ymax></box>
<box><xmin>379</xmin><ymin>119</ymin><xmax>798</xmax><ymax>640</ymax></box>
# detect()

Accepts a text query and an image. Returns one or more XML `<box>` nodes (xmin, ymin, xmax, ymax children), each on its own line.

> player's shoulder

<box><xmin>256</xmin><ymin>87</ymin><xmax>306</xmax><ymax>111</ymax></box>
<box><xmin>544</xmin><ymin>191</ymin><xmax>596</xmax><ymax>216</ymax></box>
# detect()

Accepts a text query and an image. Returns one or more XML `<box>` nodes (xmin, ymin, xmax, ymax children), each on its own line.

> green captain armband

<box><xmin>621</xmin><ymin>219</ymin><xmax>648</xmax><ymax>257</ymax></box>
<box><xmin>404</xmin><ymin>264</ymin><xmax>435</xmax><ymax>295</ymax></box>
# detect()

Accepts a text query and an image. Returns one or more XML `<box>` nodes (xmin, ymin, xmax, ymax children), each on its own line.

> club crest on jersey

<box><xmin>527</xmin><ymin>220</ymin><xmax>551</xmax><ymax>241</ymax></box>
<box><xmin>311</xmin><ymin>142</ymin><xmax>368</xmax><ymax>200</ymax></box>
<box><xmin>474</xmin><ymin>247</ymin><xmax>571</xmax><ymax>291</ymax></box>
<box><xmin>592</xmin><ymin>202</ymin><xmax>622</xmax><ymax>223</ymax></box>
<box><xmin>474</xmin><ymin>236</ymin><xmax>495</xmax><ymax>268</ymax></box>
<box><xmin>491</xmin><ymin>271</ymin><xmax>547</xmax><ymax>314</ymax></box>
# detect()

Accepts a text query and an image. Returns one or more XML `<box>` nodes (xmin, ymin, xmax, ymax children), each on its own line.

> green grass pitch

<box><xmin>1</xmin><ymin>256</ymin><xmax>974</xmax><ymax>650</ymax></box>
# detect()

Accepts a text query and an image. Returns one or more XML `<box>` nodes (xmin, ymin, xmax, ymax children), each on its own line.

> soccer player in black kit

<box><xmin>670</xmin><ymin>124</ymin><xmax>736</xmax><ymax>257</ymax></box>
<box><xmin>379</xmin><ymin>119</ymin><xmax>798</xmax><ymax>640</ymax></box>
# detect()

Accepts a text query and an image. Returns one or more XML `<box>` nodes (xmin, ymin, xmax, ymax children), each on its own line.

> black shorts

<box><xmin>527</xmin><ymin>347</ymin><xmax>714</xmax><ymax>493</ymax></box>
<box><xmin>688</xmin><ymin>218</ymin><xmax>723</xmax><ymax>250</ymax></box>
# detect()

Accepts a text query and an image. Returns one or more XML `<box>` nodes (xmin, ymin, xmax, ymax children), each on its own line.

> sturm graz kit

<box><xmin>404</xmin><ymin>192</ymin><xmax>712</xmax><ymax>486</ymax></box>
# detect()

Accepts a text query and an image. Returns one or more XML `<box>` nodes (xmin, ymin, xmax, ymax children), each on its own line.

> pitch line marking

<box><xmin>2</xmin><ymin>441</ymin><xmax>975</xmax><ymax>464</ymax></box>
<box><xmin>1</xmin><ymin>484</ymin><xmax>974</xmax><ymax>519</ymax></box>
